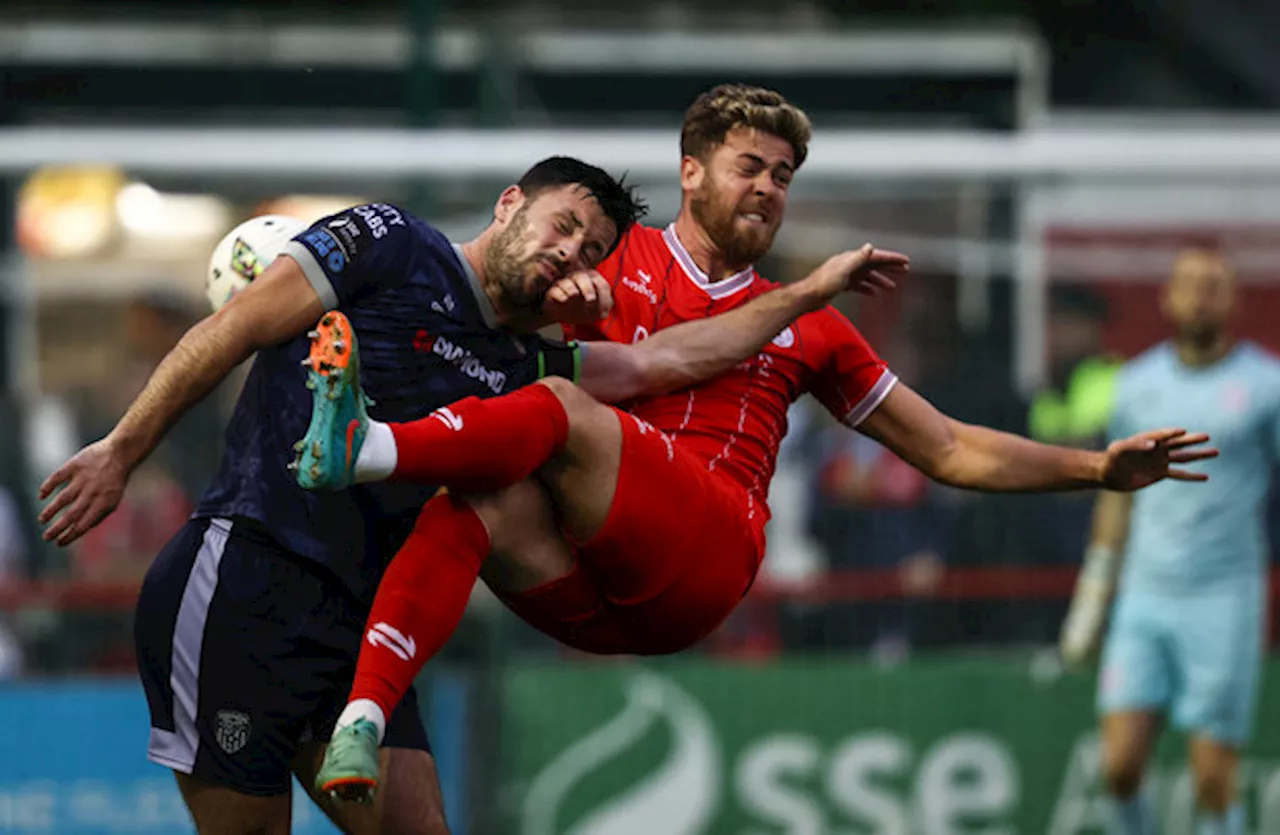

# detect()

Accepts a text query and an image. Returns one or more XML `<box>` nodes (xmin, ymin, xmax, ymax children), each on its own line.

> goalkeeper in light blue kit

<box><xmin>1061</xmin><ymin>248</ymin><xmax>1280</xmax><ymax>835</ymax></box>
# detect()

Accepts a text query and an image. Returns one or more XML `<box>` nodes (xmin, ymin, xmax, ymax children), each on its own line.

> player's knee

<box><xmin>465</xmin><ymin>482</ymin><xmax>557</xmax><ymax>557</ymax></box>
<box><xmin>536</xmin><ymin>374</ymin><xmax>580</xmax><ymax>402</ymax></box>
<box><xmin>467</xmin><ymin>482</ymin><xmax>541</xmax><ymax>534</ymax></box>
<box><xmin>1101</xmin><ymin>749</ymin><xmax>1147</xmax><ymax>800</ymax></box>
<box><xmin>535</xmin><ymin>376</ymin><xmax>619</xmax><ymax>460</ymax></box>
<box><xmin>537</xmin><ymin>376</ymin><xmax>601</xmax><ymax>421</ymax></box>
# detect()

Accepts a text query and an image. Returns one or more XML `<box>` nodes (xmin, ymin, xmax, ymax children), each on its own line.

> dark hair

<box><xmin>517</xmin><ymin>156</ymin><xmax>648</xmax><ymax>255</ymax></box>
<box><xmin>681</xmin><ymin>84</ymin><xmax>812</xmax><ymax>169</ymax></box>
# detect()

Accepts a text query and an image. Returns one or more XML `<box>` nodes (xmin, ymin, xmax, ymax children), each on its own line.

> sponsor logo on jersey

<box><xmin>413</xmin><ymin>330</ymin><xmax>509</xmax><ymax>394</ymax></box>
<box><xmin>621</xmin><ymin>271</ymin><xmax>659</xmax><ymax>304</ymax></box>
<box><xmin>351</xmin><ymin>203</ymin><xmax>406</xmax><ymax>240</ymax></box>
<box><xmin>327</xmin><ymin>215</ymin><xmax>362</xmax><ymax>251</ymax></box>
<box><xmin>300</xmin><ymin>228</ymin><xmax>347</xmax><ymax>273</ymax></box>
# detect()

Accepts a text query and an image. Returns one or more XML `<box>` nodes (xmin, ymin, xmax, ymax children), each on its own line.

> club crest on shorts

<box><xmin>215</xmin><ymin>709</ymin><xmax>251</xmax><ymax>754</ymax></box>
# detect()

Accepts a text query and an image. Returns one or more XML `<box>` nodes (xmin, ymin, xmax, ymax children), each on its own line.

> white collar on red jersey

<box><xmin>662</xmin><ymin>224</ymin><xmax>756</xmax><ymax>300</ymax></box>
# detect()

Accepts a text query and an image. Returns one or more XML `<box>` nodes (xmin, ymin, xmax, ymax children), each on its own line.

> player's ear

<box><xmin>494</xmin><ymin>185</ymin><xmax>526</xmax><ymax>224</ymax></box>
<box><xmin>680</xmin><ymin>155</ymin><xmax>705</xmax><ymax>193</ymax></box>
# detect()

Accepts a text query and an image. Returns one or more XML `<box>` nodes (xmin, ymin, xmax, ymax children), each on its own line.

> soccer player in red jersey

<box><xmin>307</xmin><ymin>85</ymin><xmax>1217</xmax><ymax>799</ymax></box>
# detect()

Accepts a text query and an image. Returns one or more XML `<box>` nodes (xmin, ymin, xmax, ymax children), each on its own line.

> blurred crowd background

<box><xmin>1</xmin><ymin>2</ymin><xmax>1279</xmax><ymax>832</ymax></box>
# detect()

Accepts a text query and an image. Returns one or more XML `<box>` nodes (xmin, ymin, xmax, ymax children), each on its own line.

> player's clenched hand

<box><xmin>37</xmin><ymin>438</ymin><xmax>130</xmax><ymax>547</ymax></box>
<box><xmin>542</xmin><ymin>270</ymin><xmax>614</xmax><ymax>326</ymax></box>
<box><xmin>1100</xmin><ymin>428</ymin><xmax>1219</xmax><ymax>491</ymax></box>
<box><xmin>800</xmin><ymin>244</ymin><xmax>910</xmax><ymax>305</ymax></box>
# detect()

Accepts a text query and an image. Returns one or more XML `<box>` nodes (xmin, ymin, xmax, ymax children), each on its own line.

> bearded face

<box><xmin>689</xmin><ymin>175</ymin><xmax>780</xmax><ymax>267</ymax></box>
<box><xmin>482</xmin><ymin>185</ymin><xmax>619</xmax><ymax>316</ymax></box>
<box><xmin>483</xmin><ymin>205</ymin><xmax>552</xmax><ymax>314</ymax></box>
<box><xmin>684</xmin><ymin>126</ymin><xmax>794</xmax><ymax>271</ymax></box>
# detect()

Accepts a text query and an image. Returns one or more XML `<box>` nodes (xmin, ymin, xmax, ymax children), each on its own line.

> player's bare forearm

<box><xmin>579</xmin><ymin>283</ymin><xmax>826</xmax><ymax>402</ymax></box>
<box><xmin>108</xmin><ymin>314</ymin><xmax>258</xmax><ymax>468</ymax></box>
<box><xmin>936</xmin><ymin>421</ymin><xmax>1106</xmax><ymax>492</ymax></box>
<box><xmin>110</xmin><ymin>255</ymin><xmax>325</xmax><ymax>468</ymax></box>
<box><xmin>639</xmin><ymin>282</ymin><xmax>828</xmax><ymax>389</ymax></box>
<box><xmin>1088</xmin><ymin>490</ymin><xmax>1133</xmax><ymax>550</ymax></box>
<box><xmin>860</xmin><ymin>383</ymin><xmax>1105</xmax><ymax>492</ymax></box>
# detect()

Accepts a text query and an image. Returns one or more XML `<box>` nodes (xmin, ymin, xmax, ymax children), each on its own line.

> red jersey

<box><xmin>573</xmin><ymin>224</ymin><xmax>897</xmax><ymax>529</ymax></box>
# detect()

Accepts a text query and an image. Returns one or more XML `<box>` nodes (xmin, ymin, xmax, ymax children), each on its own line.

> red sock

<box><xmin>349</xmin><ymin>495</ymin><xmax>490</xmax><ymax>720</ymax></box>
<box><xmin>389</xmin><ymin>383</ymin><xmax>569</xmax><ymax>493</ymax></box>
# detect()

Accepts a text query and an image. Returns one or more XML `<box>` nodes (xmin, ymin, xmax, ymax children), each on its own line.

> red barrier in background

<box><xmin>4</xmin><ymin>566</ymin><xmax>1278</xmax><ymax>609</ymax></box>
<box><xmin>3</xmin><ymin>568</ymin><xmax>1277</xmax><ymax>669</ymax></box>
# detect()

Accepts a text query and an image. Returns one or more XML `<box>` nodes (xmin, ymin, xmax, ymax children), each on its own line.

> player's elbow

<box><xmin>918</xmin><ymin>420</ymin><xmax>971</xmax><ymax>487</ymax></box>
<box><xmin>924</xmin><ymin>450</ymin><xmax>967</xmax><ymax>489</ymax></box>
<box><xmin>205</xmin><ymin>299</ymin><xmax>270</xmax><ymax>358</ymax></box>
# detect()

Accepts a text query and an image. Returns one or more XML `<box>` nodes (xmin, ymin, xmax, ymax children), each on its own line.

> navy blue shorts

<box><xmin>135</xmin><ymin>516</ymin><xmax>430</xmax><ymax>796</ymax></box>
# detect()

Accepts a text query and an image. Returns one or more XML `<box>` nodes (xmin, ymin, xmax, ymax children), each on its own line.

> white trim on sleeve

<box><xmin>842</xmin><ymin>369</ymin><xmax>898</xmax><ymax>428</ymax></box>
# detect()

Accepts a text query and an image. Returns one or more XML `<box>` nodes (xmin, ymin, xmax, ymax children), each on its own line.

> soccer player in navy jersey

<box><xmin>37</xmin><ymin>154</ymin><xmax>904</xmax><ymax>835</ymax></box>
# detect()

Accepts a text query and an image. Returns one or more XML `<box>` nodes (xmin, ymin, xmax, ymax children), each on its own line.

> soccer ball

<box><xmin>206</xmin><ymin>215</ymin><xmax>308</xmax><ymax>312</ymax></box>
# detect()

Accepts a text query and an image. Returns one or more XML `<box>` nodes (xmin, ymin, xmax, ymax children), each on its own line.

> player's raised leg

<box><xmin>317</xmin><ymin>397</ymin><xmax>763</xmax><ymax>804</ymax></box>
<box><xmin>295</xmin><ymin>312</ymin><xmax>628</xmax><ymax>558</ymax></box>
<box><xmin>315</xmin><ymin>479</ymin><xmax>597</xmax><ymax>802</ymax></box>
<box><xmin>302</xmin><ymin>310</ymin><xmax>765</xmax><ymax>802</ymax></box>
<box><xmin>315</xmin><ymin>492</ymin><xmax>485</xmax><ymax>801</ymax></box>
<box><xmin>294</xmin><ymin>311</ymin><xmax>574</xmax><ymax>496</ymax></box>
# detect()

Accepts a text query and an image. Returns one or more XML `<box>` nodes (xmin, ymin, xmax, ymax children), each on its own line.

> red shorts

<box><xmin>501</xmin><ymin>409</ymin><xmax>765</xmax><ymax>655</ymax></box>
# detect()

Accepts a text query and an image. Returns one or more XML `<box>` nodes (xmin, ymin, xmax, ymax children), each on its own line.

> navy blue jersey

<box><xmin>195</xmin><ymin>203</ymin><xmax>580</xmax><ymax>605</ymax></box>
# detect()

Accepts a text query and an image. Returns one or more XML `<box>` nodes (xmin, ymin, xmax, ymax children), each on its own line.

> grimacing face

<box><xmin>1161</xmin><ymin>250</ymin><xmax>1236</xmax><ymax>347</ymax></box>
<box><xmin>484</xmin><ymin>184</ymin><xmax>618</xmax><ymax>313</ymax></box>
<box><xmin>685</xmin><ymin>126</ymin><xmax>795</xmax><ymax>268</ymax></box>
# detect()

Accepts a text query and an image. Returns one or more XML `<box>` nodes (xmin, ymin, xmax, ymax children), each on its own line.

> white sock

<box><xmin>354</xmin><ymin>421</ymin><xmax>397</xmax><ymax>483</ymax></box>
<box><xmin>334</xmin><ymin>698</ymin><xmax>387</xmax><ymax>744</ymax></box>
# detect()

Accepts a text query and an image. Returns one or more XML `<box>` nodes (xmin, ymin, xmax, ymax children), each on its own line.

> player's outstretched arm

<box><xmin>858</xmin><ymin>383</ymin><xmax>1218</xmax><ymax>493</ymax></box>
<box><xmin>37</xmin><ymin>256</ymin><xmax>325</xmax><ymax>546</ymax></box>
<box><xmin>576</xmin><ymin>245</ymin><xmax>909</xmax><ymax>403</ymax></box>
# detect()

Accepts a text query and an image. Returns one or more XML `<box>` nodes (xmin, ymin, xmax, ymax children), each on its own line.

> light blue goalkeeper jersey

<box><xmin>1110</xmin><ymin>341</ymin><xmax>1280</xmax><ymax>595</ymax></box>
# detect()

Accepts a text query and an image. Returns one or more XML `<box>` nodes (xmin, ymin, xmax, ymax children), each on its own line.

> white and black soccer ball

<box><xmin>206</xmin><ymin>215</ymin><xmax>308</xmax><ymax>312</ymax></box>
